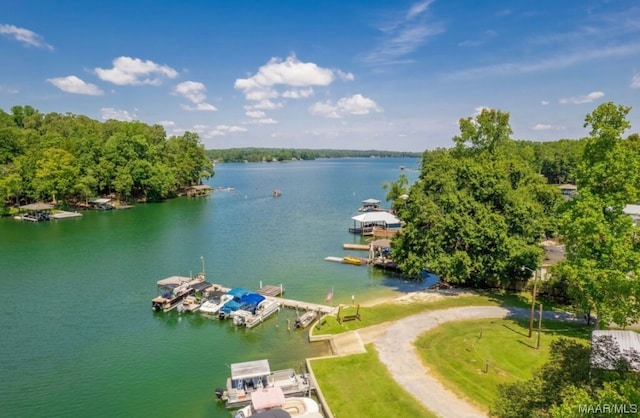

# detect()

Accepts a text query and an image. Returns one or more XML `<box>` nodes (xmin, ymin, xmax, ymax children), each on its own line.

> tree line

<box><xmin>207</xmin><ymin>147</ymin><xmax>421</xmax><ymax>162</ymax></box>
<box><xmin>0</xmin><ymin>105</ymin><xmax>214</xmax><ymax>214</ymax></box>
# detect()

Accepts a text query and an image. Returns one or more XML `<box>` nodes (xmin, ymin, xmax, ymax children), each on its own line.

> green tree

<box><xmin>33</xmin><ymin>148</ymin><xmax>80</xmax><ymax>204</ymax></box>
<box><xmin>556</xmin><ymin>102</ymin><xmax>640</xmax><ymax>328</ymax></box>
<box><xmin>393</xmin><ymin>109</ymin><xmax>559</xmax><ymax>285</ymax></box>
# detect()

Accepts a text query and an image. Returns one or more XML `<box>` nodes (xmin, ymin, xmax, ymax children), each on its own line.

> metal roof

<box><xmin>591</xmin><ymin>330</ymin><xmax>640</xmax><ymax>371</ymax></box>
<box><xmin>89</xmin><ymin>198</ymin><xmax>112</xmax><ymax>204</ymax></box>
<box><xmin>156</xmin><ymin>276</ymin><xmax>191</xmax><ymax>287</ymax></box>
<box><xmin>361</xmin><ymin>198</ymin><xmax>381</xmax><ymax>204</ymax></box>
<box><xmin>19</xmin><ymin>203</ymin><xmax>54</xmax><ymax>210</ymax></box>
<box><xmin>231</xmin><ymin>359</ymin><xmax>271</xmax><ymax>380</ymax></box>
<box><xmin>351</xmin><ymin>212</ymin><xmax>400</xmax><ymax>224</ymax></box>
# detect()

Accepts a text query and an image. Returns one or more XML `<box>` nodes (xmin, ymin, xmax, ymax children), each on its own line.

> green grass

<box><xmin>414</xmin><ymin>317</ymin><xmax>590</xmax><ymax>411</ymax></box>
<box><xmin>311</xmin><ymin>344</ymin><xmax>437</xmax><ymax>418</ymax></box>
<box><xmin>312</xmin><ymin>290</ymin><xmax>567</xmax><ymax>335</ymax></box>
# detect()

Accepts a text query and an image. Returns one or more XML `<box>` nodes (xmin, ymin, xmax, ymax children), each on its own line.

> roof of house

<box><xmin>591</xmin><ymin>330</ymin><xmax>640</xmax><ymax>371</ymax></box>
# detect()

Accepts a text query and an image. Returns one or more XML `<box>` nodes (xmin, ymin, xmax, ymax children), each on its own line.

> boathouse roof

<box><xmin>19</xmin><ymin>203</ymin><xmax>54</xmax><ymax>211</ymax></box>
<box><xmin>351</xmin><ymin>211</ymin><xmax>400</xmax><ymax>224</ymax></box>
<box><xmin>362</xmin><ymin>198</ymin><xmax>381</xmax><ymax>204</ymax></box>
<box><xmin>231</xmin><ymin>359</ymin><xmax>271</xmax><ymax>380</ymax></box>
<box><xmin>187</xmin><ymin>184</ymin><xmax>212</xmax><ymax>190</ymax></box>
<box><xmin>191</xmin><ymin>281</ymin><xmax>212</xmax><ymax>292</ymax></box>
<box><xmin>89</xmin><ymin>198</ymin><xmax>112</xmax><ymax>204</ymax></box>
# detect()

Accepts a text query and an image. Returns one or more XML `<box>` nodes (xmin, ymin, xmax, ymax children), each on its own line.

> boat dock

<box><xmin>257</xmin><ymin>285</ymin><xmax>285</xmax><ymax>297</ymax></box>
<box><xmin>206</xmin><ymin>283</ymin><xmax>334</xmax><ymax>315</ymax></box>
<box><xmin>343</xmin><ymin>243</ymin><xmax>369</xmax><ymax>250</ymax></box>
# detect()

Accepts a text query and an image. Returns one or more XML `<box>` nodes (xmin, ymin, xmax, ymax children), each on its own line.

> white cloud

<box><xmin>174</xmin><ymin>81</ymin><xmax>206</xmax><ymax>103</ymax></box>
<box><xmin>46</xmin><ymin>75</ymin><xmax>103</xmax><ymax>96</ymax></box>
<box><xmin>173</xmin><ymin>81</ymin><xmax>217</xmax><ymax>111</ymax></box>
<box><xmin>95</xmin><ymin>56</ymin><xmax>178</xmax><ymax>86</ymax></box>
<box><xmin>244</xmin><ymin>118</ymin><xmax>278</xmax><ymax>125</ymax></box>
<box><xmin>282</xmin><ymin>88</ymin><xmax>314</xmax><ymax>98</ymax></box>
<box><xmin>359</xmin><ymin>0</ymin><xmax>444</xmax><ymax>66</ymax></box>
<box><xmin>559</xmin><ymin>91</ymin><xmax>605</xmax><ymax>104</ymax></box>
<box><xmin>540</xmin><ymin>100</ymin><xmax>550</xmax><ymax>105</ymax></box>
<box><xmin>0</xmin><ymin>24</ymin><xmax>53</xmax><ymax>50</ymax></box>
<box><xmin>158</xmin><ymin>120</ymin><xmax>175</xmax><ymax>127</ymax></box>
<box><xmin>309</xmin><ymin>101</ymin><xmax>341</xmax><ymax>118</ymax></box>
<box><xmin>310</xmin><ymin>94</ymin><xmax>381</xmax><ymax>118</ymax></box>
<box><xmin>181</xmin><ymin>103</ymin><xmax>218</xmax><ymax>112</ymax></box>
<box><xmin>631</xmin><ymin>74</ymin><xmax>640</xmax><ymax>89</ymax></box>
<box><xmin>337</xmin><ymin>94</ymin><xmax>382</xmax><ymax>115</ymax></box>
<box><xmin>206</xmin><ymin>124</ymin><xmax>248</xmax><ymax>138</ymax></box>
<box><xmin>234</xmin><ymin>54</ymin><xmax>351</xmax><ymax>105</ymax></box>
<box><xmin>252</xmin><ymin>99</ymin><xmax>282</xmax><ymax>110</ymax></box>
<box><xmin>532</xmin><ymin>124</ymin><xmax>552</xmax><ymax>130</ymax></box>
<box><xmin>246</xmin><ymin>110</ymin><xmax>265</xmax><ymax>118</ymax></box>
<box><xmin>0</xmin><ymin>85</ymin><xmax>19</xmax><ymax>94</ymax></box>
<box><xmin>100</xmin><ymin>107</ymin><xmax>135</xmax><ymax>121</ymax></box>
<box><xmin>448</xmin><ymin>43</ymin><xmax>640</xmax><ymax>80</ymax></box>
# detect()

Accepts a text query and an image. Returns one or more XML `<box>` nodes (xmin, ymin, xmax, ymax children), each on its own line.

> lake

<box><xmin>0</xmin><ymin>157</ymin><xmax>421</xmax><ymax>418</ymax></box>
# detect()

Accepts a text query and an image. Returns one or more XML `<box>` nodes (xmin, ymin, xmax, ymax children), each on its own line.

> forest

<box><xmin>206</xmin><ymin>147</ymin><xmax>421</xmax><ymax>162</ymax></box>
<box><xmin>0</xmin><ymin>105</ymin><xmax>214</xmax><ymax>215</ymax></box>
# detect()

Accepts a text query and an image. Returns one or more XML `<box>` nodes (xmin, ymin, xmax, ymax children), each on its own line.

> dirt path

<box><xmin>355</xmin><ymin>306</ymin><xmax>578</xmax><ymax>418</ymax></box>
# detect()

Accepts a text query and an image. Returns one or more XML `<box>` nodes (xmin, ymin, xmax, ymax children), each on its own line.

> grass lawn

<box><xmin>311</xmin><ymin>344</ymin><xmax>437</xmax><ymax>418</ymax></box>
<box><xmin>415</xmin><ymin>317</ymin><xmax>591</xmax><ymax>411</ymax></box>
<box><xmin>312</xmin><ymin>290</ymin><xmax>568</xmax><ymax>336</ymax></box>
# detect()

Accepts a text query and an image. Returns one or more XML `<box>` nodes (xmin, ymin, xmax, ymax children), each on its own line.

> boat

<box><xmin>294</xmin><ymin>311</ymin><xmax>317</xmax><ymax>329</ymax></box>
<box><xmin>233</xmin><ymin>387</ymin><xmax>321</xmax><ymax>418</ymax></box>
<box><xmin>151</xmin><ymin>274</ymin><xmax>206</xmax><ymax>312</ymax></box>
<box><xmin>200</xmin><ymin>292</ymin><xmax>234</xmax><ymax>315</ymax></box>
<box><xmin>342</xmin><ymin>256</ymin><xmax>364</xmax><ymax>266</ymax></box>
<box><xmin>215</xmin><ymin>359</ymin><xmax>312</xmax><ymax>409</ymax></box>
<box><xmin>244</xmin><ymin>299</ymin><xmax>281</xmax><ymax>328</ymax></box>
<box><xmin>272</xmin><ymin>189</ymin><xmax>282</xmax><ymax>197</ymax></box>
<box><xmin>178</xmin><ymin>295</ymin><xmax>202</xmax><ymax>313</ymax></box>
<box><xmin>219</xmin><ymin>289</ymin><xmax>265</xmax><ymax>319</ymax></box>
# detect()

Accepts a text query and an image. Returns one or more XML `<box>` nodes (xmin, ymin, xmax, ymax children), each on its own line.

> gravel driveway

<box><xmin>360</xmin><ymin>306</ymin><xmax>578</xmax><ymax>418</ymax></box>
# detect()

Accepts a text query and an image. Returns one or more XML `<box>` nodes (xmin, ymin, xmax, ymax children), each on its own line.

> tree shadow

<box><xmin>517</xmin><ymin>338</ymin><xmax>537</xmax><ymax>349</ymax></box>
<box><xmin>502</xmin><ymin>323</ymin><xmax>529</xmax><ymax>338</ymax></box>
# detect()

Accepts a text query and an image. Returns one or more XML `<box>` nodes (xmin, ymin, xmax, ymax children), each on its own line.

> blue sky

<box><xmin>1</xmin><ymin>0</ymin><xmax>639</xmax><ymax>151</ymax></box>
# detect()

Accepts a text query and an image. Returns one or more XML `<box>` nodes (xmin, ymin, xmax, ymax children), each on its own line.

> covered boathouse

<box><xmin>349</xmin><ymin>211</ymin><xmax>402</xmax><ymax>236</ymax></box>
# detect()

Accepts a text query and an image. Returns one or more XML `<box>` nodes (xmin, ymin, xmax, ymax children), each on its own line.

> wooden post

<box><xmin>484</xmin><ymin>360</ymin><xmax>490</xmax><ymax>373</ymax></box>
<box><xmin>528</xmin><ymin>268</ymin><xmax>539</xmax><ymax>338</ymax></box>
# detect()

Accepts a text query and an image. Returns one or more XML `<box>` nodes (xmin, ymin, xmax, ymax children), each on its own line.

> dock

<box><xmin>207</xmin><ymin>283</ymin><xmax>334</xmax><ymax>315</ymax></box>
<box><xmin>343</xmin><ymin>243</ymin><xmax>370</xmax><ymax>251</ymax></box>
<box><xmin>257</xmin><ymin>285</ymin><xmax>285</xmax><ymax>297</ymax></box>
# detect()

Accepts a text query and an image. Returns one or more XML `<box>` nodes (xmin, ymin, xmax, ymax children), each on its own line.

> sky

<box><xmin>1</xmin><ymin>0</ymin><xmax>640</xmax><ymax>152</ymax></box>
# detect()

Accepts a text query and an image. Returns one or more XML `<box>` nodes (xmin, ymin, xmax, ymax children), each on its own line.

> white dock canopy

<box><xmin>231</xmin><ymin>359</ymin><xmax>271</xmax><ymax>380</ymax></box>
<box><xmin>361</xmin><ymin>198</ymin><xmax>381</xmax><ymax>205</ymax></box>
<box><xmin>351</xmin><ymin>211</ymin><xmax>401</xmax><ymax>226</ymax></box>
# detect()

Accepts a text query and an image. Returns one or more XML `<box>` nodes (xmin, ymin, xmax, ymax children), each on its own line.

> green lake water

<box><xmin>0</xmin><ymin>158</ymin><xmax>421</xmax><ymax>418</ymax></box>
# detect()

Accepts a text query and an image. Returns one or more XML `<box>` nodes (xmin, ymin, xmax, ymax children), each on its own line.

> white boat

<box><xmin>245</xmin><ymin>299</ymin><xmax>281</xmax><ymax>328</ymax></box>
<box><xmin>200</xmin><ymin>293</ymin><xmax>234</xmax><ymax>315</ymax></box>
<box><xmin>231</xmin><ymin>309</ymin><xmax>254</xmax><ymax>326</ymax></box>
<box><xmin>234</xmin><ymin>387</ymin><xmax>321</xmax><ymax>418</ymax></box>
<box><xmin>216</xmin><ymin>359</ymin><xmax>311</xmax><ymax>409</ymax></box>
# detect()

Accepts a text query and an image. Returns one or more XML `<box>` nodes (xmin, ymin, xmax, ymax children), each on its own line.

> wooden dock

<box><xmin>343</xmin><ymin>243</ymin><xmax>370</xmax><ymax>250</ymax></box>
<box><xmin>257</xmin><ymin>285</ymin><xmax>284</xmax><ymax>297</ymax></box>
<box><xmin>208</xmin><ymin>283</ymin><xmax>334</xmax><ymax>315</ymax></box>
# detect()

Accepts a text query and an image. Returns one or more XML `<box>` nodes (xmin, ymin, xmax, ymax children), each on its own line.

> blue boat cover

<box><xmin>227</xmin><ymin>288</ymin><xmax>252</xmax><ymax>298</ymax></box>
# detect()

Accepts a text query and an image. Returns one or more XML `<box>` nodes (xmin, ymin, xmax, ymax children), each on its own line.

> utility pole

<box><xmin>537</xmin><ymin>302</ymin><xmax>543</xmax><ymax>349</ymax></box>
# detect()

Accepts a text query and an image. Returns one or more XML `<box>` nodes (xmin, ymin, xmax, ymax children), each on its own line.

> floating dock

<box><xmin>343</xmin><ymin>243</ymin><xmax>370</xmax><ymax>250</ymax></box>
